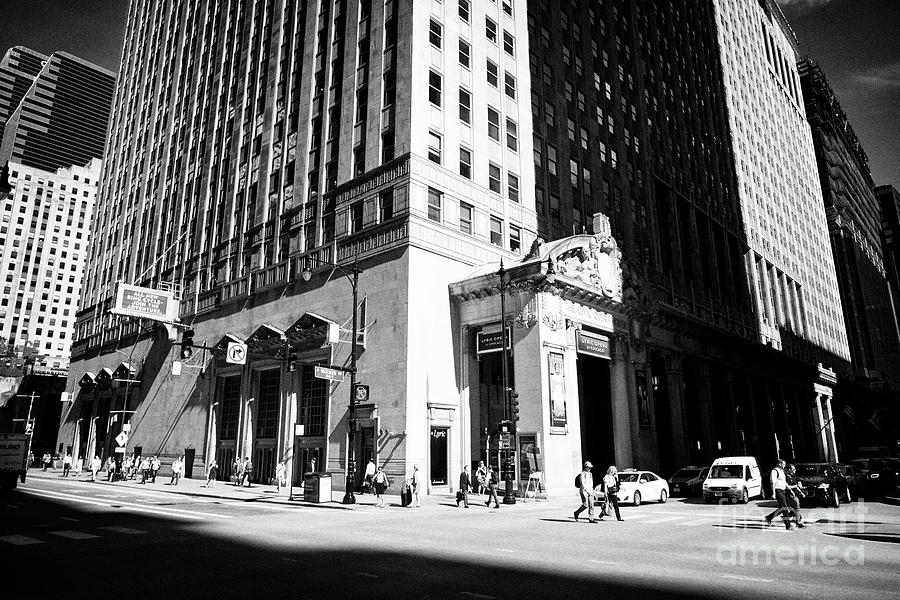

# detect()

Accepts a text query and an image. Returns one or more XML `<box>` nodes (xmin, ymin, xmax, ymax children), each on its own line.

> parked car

<box><xmin>702</xmin><ymin>456</ymin><xmax>763</xmax><ymax>504</ymax></box>
<box><xmin>594</xmin><ymin>469</ymin><xmax>670</xmax><ymax>506</ymax></box>
<box><xmin>669</xmin><ymin>466</ymin><xmax>709</xmax><ymax>497</ymax></box>
<box><xmin>837</xmin><ymin>464</ymin><xmax>865</xmax><ymax>499</ymax></box>
<box><xmin>849</xmin><ymin>458</ymin><xmax>893</xmax><ymax>495</ymax></box>
<box><xmin>793</xmin><ymin>463</ymin><xmax>851</xmax><ymax>507</ymax></box>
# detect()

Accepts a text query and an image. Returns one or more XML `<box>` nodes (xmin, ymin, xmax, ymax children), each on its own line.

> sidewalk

<box><xmin>25</xmin><ymin>467</ymin><xmax>554</xmax><ymax>511</ymax></box>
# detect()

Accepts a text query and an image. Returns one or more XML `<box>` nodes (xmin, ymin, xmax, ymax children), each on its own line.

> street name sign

<box><xmin>226</xmin><ymin>342</ymin><xmax>248</xmax><ymax>365</ymax></box>
<box><xmin>111</xmin><ymin>282</ymin><xmax>177</xmax><ymax>323</ymax></box>
<box><xmin>115</xmin><ymin>432</ymin><xmax>128</xmax><ymax>447</ymax></box>
<box><xmin>314</xmin><ymin>365</ymin><xmax>345</xmax><ymax>382</ymax></box>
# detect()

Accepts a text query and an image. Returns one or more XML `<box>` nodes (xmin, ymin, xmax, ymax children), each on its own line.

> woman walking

<box><xmin>475</xmin><ymin>461</ymin><xmax>487</xmax><ymax>495</ymax></box>
<box><xmin>275</xmin><ymin>459</ymin><xmax>287</xmax><ymax>492</ymax></box>
<box><xmin>203</xmin><ymin>460</ymin><xmax>218</xmax><ymax>488</ymax></box>
<box><xmin>372</xmin><ymin>466</ymin><xmax>390</xmax><ymax>508</ymax></box>
<box><xmin>602</xmin><ymin>465</ymin><xmax>623</xmax><ymax>521</ymax></box>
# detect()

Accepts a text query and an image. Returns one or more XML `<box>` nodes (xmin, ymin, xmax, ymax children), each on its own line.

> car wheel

<box><xmin>633</xmin><ymin>491</ymin><xmax>642</xmax><ymax>507</ymax></box>
<box><xmin>659</xmin><ymin>489</ymin><xmax>668</xmax><ymax>504</ymax></box>
<box><xmin>741</xmin><ymin>488</ymin><xmax>749</xmax><ymax>504</ymax></box>
<box><xmin>830</xmin><ymin>488</ymin><xmax>840</xmax><ymax>508</ymax></box>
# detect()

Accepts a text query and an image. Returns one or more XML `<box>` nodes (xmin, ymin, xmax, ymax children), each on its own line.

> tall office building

<box><xmin>0</xmin><ymin>47</ymin><xmax>48</xmax><ymax>145</ymax></box>
<box><xmin>0</xmin><ymin>51</ymin><xmax>115</xmax><ymax>172</ymax></box>
<box><xmin>800</xmin><ymin>59</ymin><xmax>900</xmax><ymax>386</ymax></box>
<box><xmin>63</xmin><ymin>0</ymin><xmax>854</xmax><ymax>491</ymax></box>
<box><xmin>0</xmin><ymin>159</ymin><xmax>101</xmax><ymax>373</ymax></box>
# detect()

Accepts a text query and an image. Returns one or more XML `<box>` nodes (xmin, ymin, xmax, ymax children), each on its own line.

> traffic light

<box><xmin>287</xmin><ymin>346</ymin><xmax>299</xmax><ymax>372</ymax></box>
<box><xmin>509</xmin><ymin>389</ymin><xmax>520</xmax><ymax>422</ymax></box>
<box><xmin>180</xmin><ymin>329</ymin><xmax>195</xmax><ymax>359</ymax></box>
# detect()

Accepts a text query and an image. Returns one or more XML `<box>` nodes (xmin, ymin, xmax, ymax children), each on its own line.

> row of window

<box><xmin>427</xmin><ymin>186</ymin><xmax>521</xmax><ymax>253</ymax></box>
<box><xmin>427</xmin><ymin>131</ymin><xmax>520</xmax><ymax>203</ymax></box>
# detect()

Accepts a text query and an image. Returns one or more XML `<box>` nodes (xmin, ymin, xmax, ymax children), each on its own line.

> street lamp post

<box><xmin>301</xmin><ymin>252</ymin><xmax>362</xmax><ymax>505</ymax></box>
<box><xmin>499</xmin><ymin>261</ymin><xmax>516</xmax><ymax>505</ymax></box>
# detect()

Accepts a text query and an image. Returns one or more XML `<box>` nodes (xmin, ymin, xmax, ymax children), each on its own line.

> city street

<box><xmin>2</xmin><ymin>471</ymin><xmax>899</xmax><ymax>599</ymax></box>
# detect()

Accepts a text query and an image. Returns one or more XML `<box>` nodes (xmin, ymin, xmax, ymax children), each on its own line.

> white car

<box><xmin>594</xmin><ymin>469</ymin><xmax>670</xmax><ymax>506</ymax></box>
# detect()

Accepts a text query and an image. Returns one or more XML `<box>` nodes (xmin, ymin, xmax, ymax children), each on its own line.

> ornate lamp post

<box><xmin>301</xmin><ymin>253</ymin><xmax>362</xmax><ymax>505</ymax></box>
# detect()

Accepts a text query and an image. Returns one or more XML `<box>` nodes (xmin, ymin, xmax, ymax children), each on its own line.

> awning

<box><xmin>78</xmin><ymin>372</ymin><xmax>97</xmax><ymax>388</ymax></box>
<box><xmin>285</xmin><ymin>313</ymin><xmax>340</xmax><ymax>350</ymax></box>
<box><xmin>112</xmin><ymin>362</ymin><xmax>137</xmax><ymax>380</ymax></box>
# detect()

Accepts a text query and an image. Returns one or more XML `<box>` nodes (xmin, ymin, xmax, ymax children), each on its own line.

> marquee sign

<box><xmin>111</xmin><ymin>282</ymin><xmax>177</xmax><ymax>323</ymax></box>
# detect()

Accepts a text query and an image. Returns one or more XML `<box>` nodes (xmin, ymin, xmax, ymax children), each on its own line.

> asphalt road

<box><xmin>2</xmin><ymin>474</ymin><xmax>899</xmax><ymax>600</ymax></box>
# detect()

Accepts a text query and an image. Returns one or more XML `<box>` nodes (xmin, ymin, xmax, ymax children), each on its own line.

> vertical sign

<box><xmin>548</xmin><ymin>352</ymin><xmax>567</xmax><ymax>429</ymax></box>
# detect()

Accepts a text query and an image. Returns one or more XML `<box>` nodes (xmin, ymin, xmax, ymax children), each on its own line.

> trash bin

<box><xmin>303</xmin><ymin>472</ymin><xmax>332</xmax><ymax>503</ymax></box>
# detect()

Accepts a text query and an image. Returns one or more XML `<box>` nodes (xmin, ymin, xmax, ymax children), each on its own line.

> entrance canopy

<box><xmin>285</xmin><ymin>313</ymin><xmax>339</xmax><ymax>351</ymax></box>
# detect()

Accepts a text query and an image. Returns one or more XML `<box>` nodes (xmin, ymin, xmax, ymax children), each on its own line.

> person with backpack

<box><xmin>603</xmin><ymin>465</ymin><xmax>624</xmax><ymax>521</ymax></box>
<box><xmin>484</xmin><ymin>465</ymin><xmax>501</xmax><ymax>508</ymax></box>
<box><xmin>573</xmin><ymin>461</ymin><xmax>596</xmax><ymax>522</ymax></box>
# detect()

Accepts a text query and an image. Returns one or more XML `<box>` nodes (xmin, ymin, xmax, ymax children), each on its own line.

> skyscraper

<box><xmin>0</xmin><ymin>51</ymin><xmax>115</xmax><ymax>172</ymax></box>
<box><xmin>0</xmin><ymin>47</ymin><xmax>47</xmax><ymax>145</ymax></box>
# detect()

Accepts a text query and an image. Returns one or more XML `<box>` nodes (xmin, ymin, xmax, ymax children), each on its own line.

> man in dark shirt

<box><xmin>457</xmin><ymin>465</ymin><xmax>471</xmax><ymax>508</ymax></box>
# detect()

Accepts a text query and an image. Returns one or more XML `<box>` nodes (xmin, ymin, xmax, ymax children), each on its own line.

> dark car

<box><xmin>837</xmin><ymin>464</ymin><xmax>865</xmax><ymax>499</ymax></box>
<box><xmin>668</xmin><ymin>466</ymin><xmax>708</xmax><ymax>497</ymax></box>
<box><xmin>793</xmin><ymin>463</ymin><xmax>850</xmax><ymax>507</ymax></box>
<box><xmin>849</xmin><ymin>458</ymin><xmax>893</xmax><ymax>495</ymax></box>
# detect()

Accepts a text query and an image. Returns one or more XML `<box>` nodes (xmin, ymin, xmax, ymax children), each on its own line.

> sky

<box><xmin>1</xmin><ymin>0</ymin><xmax>898</xmax><ymax>188</ymax></box>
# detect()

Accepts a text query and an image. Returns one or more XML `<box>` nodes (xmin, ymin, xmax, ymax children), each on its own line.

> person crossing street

<box><xmin>573</xmin><ymin>461</ymin><xmax>596</xmax><ymax>523</ymax></box>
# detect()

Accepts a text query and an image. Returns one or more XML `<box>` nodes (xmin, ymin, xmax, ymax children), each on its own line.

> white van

<box><xmin>702</xmin><ymin>456</ymin><xmax>763</xmax><ymax>504</ymax></box>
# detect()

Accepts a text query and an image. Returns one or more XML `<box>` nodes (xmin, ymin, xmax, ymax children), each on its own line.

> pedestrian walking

<box><xmin>62</xmin><ymin>453</ymin><xmax>72</xmax><ymax>477</ymax></box>
<box><xmin>151</xmin><ymin>456</ymin><xmax>161</xmax><ymax>483</ymax></box>
<box><xmin>139</xmin><ymin>456</ymin><xmax>151</xmax><ymax>483</ymax></box>
<box><xmin>602</xmin><ymin>466</ymin><xmax>624</xmax><ymax>521</ymax></box>
<box><xmin>475</xmin><ymin>461</ymin><xmax>487</xmax><ymax>495</ymax></box>
<box><xmin>363</xmin><ymin>459</ymin><xmax>376</xmax><ymax>493</ymax></box>
<box><xmin>203</xmin><ymin>460</ymin><xmax>218</xmax><ymax>488</ymax></box>
<box><xmin>275</xmin><ymin>459</ymin><xmax>287</xmax><ymax>492</ymax></box>
<box><xmin>410</xmin><ymin>465</ymin><xmax>421</xmax><ymax>508</ymax></box>
<box><xmin>105</xmin><ymin>457</ymin><xmax>115</xmax><ymax>481</ymax></box>
<box><xmin>232</xmin><ymin>458</ymin><xmax>242</xmax><ymax>486</ymax></box>
<box><xmin>484</xmin><ymin>466</ymin><xmax>500</xmax><ymax>508</ymax></box>
<box><xmin>42</xmin><ymin>452</ymin><xmax>51</xmax><ymax>471</ymax></box>
<box><xmin>784</xmin><ymin>463</ymin><xmax>806</xmax><ymax>528</ymax></box>
<box><xmin>373</xmin><ymin>466</ymin><xmax>390</xmax><ymax>507</ymax></box>
<box><xmin>573</xmin><ymin>461</ymin><xmax>596</xmax><ymax>522</ymax></box>
<box><xmin>765</xmin><ymin>460</ymin><xmax>796</xmax><ymax>529</ymax></box>
<box><xmin>90</xmin><ymin>455</ymin><xmax>102</xmax><ymax>482</ymax></box>
<box><xmin>240</xmin><ymin>456</ymin><xmax>253</xmax><ymax>487</ymax></box>
<box><xmin>170</xmin><ymin>456</ymin><xmax>184</xmax><ymax>485</ymax></box>
<box><xmin>457</xmin><ymin>465</ymin><xmax>471</xmax><ymax>508</ymax></box>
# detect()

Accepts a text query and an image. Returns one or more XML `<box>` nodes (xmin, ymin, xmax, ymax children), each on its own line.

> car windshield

<box><xmin>699</xmin><ymin>468</ymin><xmax>710</xmax><ymax>478</ymax></box>
<box><xmin>794</xmin><ymin>464</ymin><xmax>825</xmax><ymax>476</ymax></box>
<box><xmin>709</xmin><ymin>465</ymin><xmax>743</xmax><ymax>479</ymax></box>
<box><xmin>618</xmin><ymin>473</ymin><xmax>639</xmax><ymax>482</ymax></box>
<box><xmin>672</xmin><ymin>469</ymin><xmax>701</xmax><ymax>479</ymax></box>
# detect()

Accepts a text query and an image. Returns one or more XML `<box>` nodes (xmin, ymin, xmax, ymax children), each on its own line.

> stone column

<box><xmin>664</xmin><ymin>353</ymin><xmax>689</xmax><ymax>468</ymax></box>
<box><xmin>721</xmin><ymin>368</ymin><xmax>740</xmax><ymax>455</ymax></box>
<box><xmin>610</xmin><ymin>335</ymin><xmax>634</xmax><ymax>468</ymax></box>
<box><xmin>812</xmin><ymin>393</ymin><xmax>828</xmax><ymax>462</ymax></box>
<box><xmin>759</xmin><ymin>380</ymin><xmax>779</xmax><ymax>462</ymax></box>
<box><xmin>695</xmin><ymin>361</ymin><xmax>716</xmax><ymax>463</ymax></box>
<box><xmin>822</xmin><ymin>395</ymin><xmax>839</xmax><ymax>463</ymax></box>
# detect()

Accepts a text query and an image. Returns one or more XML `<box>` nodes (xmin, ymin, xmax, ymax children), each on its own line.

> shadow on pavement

<box><xmin>4</xmin><ymin>492</ymin><xmax>732</xmax><ymax>600</ymax></box>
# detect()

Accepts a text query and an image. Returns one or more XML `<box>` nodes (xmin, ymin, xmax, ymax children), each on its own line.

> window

<box><xmin>506</xmin><ymin>118</ymin><xmax>518</xmax><ymax>151</ymax></box>
<box><xmin>351</xmin><ymin>202</ymin><xmax>364</xmax><ymax>233</ymax></box>
<box><xmin>490</xmin><ymin>216</ymin><xmax>503</xmax><ymax>246</ymax></box>
<box><xmin>429</xmin><ymin>70</ymin><xmax>442</xmax><ymax>106</ymax></box>
<box><xmin>427</xmin><ymin>187</ymin><xmax>442</xmax><ymax>222</ymax></box>
<box><xmin>460</xmin><ymin>203</ymin><xmax>473</xmax><ymax>235</ymax></box>
<box><xmin>504</xmin><ymin>72</ymin><xmax>516</xmax><ymax>98</ymax></box>
<box><xmin>487</xmin><ymin>107</ymin><xmax>500</xmax><ymax>141</ymax></box>
<box><xmin>508</xmin><ymin>172</ymin><xmax>520</xmax><ymax>202</ymax></box>
<box><xmin>460</xmin><ymin>147</ymin><xmax>473</xmax><ymax>179</ymax></box>
<box><xmin>459</xmin><ymin>39</ymin><xmax>471</xmax><ymax>68</ymax></box>
<box><xmin>429</xmin><ymin>19</ymin><xmax>442</xmax><ymax>48</ymax></box>
<box><xmin>547</xmin><ymin>145</ymin><xmax>558</xmax><ymax>176</ymax></box>
<box><xmin>459</xmin><ymin>88</ymin><xmax>472</xmax><ymax>124</ymax></box>
<box><xmin>510</xmin><ymin>225</ymin><xmax>521</xmax><ymax>253</ymax></box>
<box><xmin>428</xmin><ymin>131</ymin><xmax>442</xmax><ymax>163</ymax></box>
<box><xmin>486</xmin><ymin>17</ymin><xmax>497</xmax><ymax>43</ymax></box>
<box><xmin>503</xmin><ymin>31</ymin><xmax>515</xmax><ymax>56</ymax></box>
<box><xmin>486</xmin><ymin>59</ymin><xmax>499</xmax><ymax>87</ymax></box>
<box><xmin>502</xmin><ymin>0</ymin><xmax>513</xmax><ymax>17</ymax></box>
<box><xmin>458</xmin><ymin>0</ymin><xmax>470</xmax><ymax>22</ymax></box>
<box><xmin>489</xmin><ymin>163</ymin><xmax>502</xmax><ymax>194</ymax></box>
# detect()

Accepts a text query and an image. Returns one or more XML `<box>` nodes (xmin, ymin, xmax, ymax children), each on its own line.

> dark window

<box><xmin>256</xmin><ymin>369</ymin><xmax>279</xmax><ymax>438</ymax></box>
<box><xmin>299</xmin><ymin>364</ymin><xmax>328</xmax><ymax>436</ymax></box>
<box><xmin>219</xmin><ymin>375</ymin><xmax>241</xmax><ymax>439</ymax></box>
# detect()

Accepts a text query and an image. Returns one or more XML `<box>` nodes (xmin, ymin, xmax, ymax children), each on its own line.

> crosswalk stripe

<box><xmin>98</xmin><ymin>526</ymin><xmax>148</xmax><ymax>535</ymax></box>
<box><xmin>21</xmin><ymin>488</ymin><xmax>216</xmax><ymax>521</ymax></box>
<box><xmin>642</xmin><ymin>516</ymin><xmax>683</xmax><ymax>524</ymax></box>
<box><xmin>0</xmin><ymin>534</ymin><xmax>45</xmax><ymax>546</ymax></box>
<box><xmin>49</xmin><ymin>530</ymin><xmax>100</xmax><ymax>540</ymax></box>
